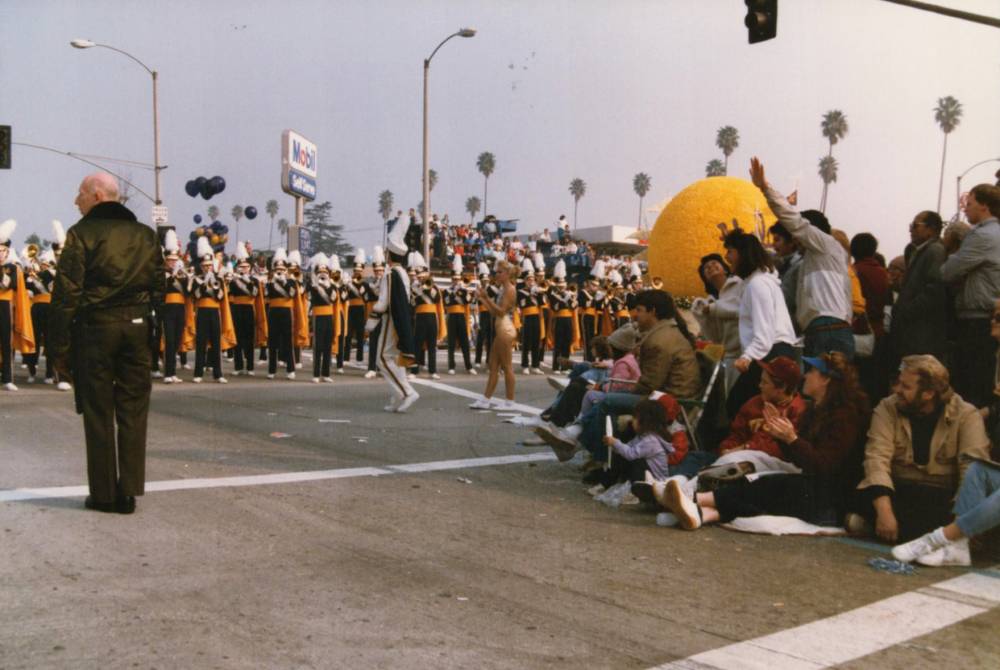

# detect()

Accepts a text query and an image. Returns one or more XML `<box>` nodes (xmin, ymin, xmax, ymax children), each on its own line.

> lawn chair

<box><xmin>676</xmin><ymin>351</ymin><xmax>724</xmax><ymax>452</ymax></box>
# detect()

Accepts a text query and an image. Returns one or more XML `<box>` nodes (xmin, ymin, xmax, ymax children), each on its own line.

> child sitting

<box><xmin>578</xmin><ymin>326</ymin><xmax>640</xmax><ymax>418</ymax></box>
<box><xmin>596</xmin><ymin>399</ymin><xmax>677</xmax><ymax>490</ymax></box>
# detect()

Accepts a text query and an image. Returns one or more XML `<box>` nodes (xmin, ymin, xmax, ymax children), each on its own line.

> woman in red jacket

<box><xmin>658</xmin><ymin>352</ymin><xmax>869</xmax><ymax>529</ymax></box>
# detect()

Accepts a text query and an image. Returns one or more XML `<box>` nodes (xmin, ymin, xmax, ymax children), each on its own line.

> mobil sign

<box><xmin>281</xmin><ymin>129</ymin><xmax>317</xmax><ymax>200</ymax></box>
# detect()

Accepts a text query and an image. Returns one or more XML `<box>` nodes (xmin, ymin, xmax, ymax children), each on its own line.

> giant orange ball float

<box><xmin>647</xmin><ymin>176</ymin><xmax>776</xmax><ymax>297</ymax></box>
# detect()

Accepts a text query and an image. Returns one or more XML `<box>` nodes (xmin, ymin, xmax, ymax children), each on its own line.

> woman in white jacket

<box><xmin>693</xmin><ymin>253</ymin><xmax>744</xmax><ymax>393</ymax></box>
<box><xmin>724</xmin><ymin>229</ymin><xmax>798</xmax><ymax>417</ymax></box>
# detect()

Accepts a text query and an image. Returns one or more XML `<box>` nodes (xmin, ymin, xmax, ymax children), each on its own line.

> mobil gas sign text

<box><xmin>281</xmin><ymin>129</ymin><xmax>318</xmax><ymax>201</ymax></box>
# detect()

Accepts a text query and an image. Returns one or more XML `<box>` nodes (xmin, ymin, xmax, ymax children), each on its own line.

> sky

<box><xmin>1</xmin><ymin>0</ymin><xmax>999</xmax><ymax>261</ymax></box>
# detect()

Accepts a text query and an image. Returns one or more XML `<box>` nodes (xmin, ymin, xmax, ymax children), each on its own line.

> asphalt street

<box><xmin>2</xmin><ymin>355</ymin><xmax>999</xmax><ymax>669</ymax></box>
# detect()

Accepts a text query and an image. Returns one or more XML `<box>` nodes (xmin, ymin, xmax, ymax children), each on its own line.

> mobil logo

<box><xmin>292</xmin><ymin>139</ymin><xmax>316</xmax><ymax>172</ymax></box>
<box><xmin>282</xmin><ymin>129</ymin><xmax>317</xmax><ymax>179</ymax></box>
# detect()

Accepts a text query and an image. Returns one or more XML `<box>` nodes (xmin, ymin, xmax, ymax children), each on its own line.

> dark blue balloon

<box><xmin>244</xmin><ymin>206</ymin><xmax>257</xmax><ymax>220</ymax></box>
<box><xmin>185</xmin><ymin>180</ymin><xmax>199</xmax><ymax>197</ymax></box>
<box><xmin>210</xmin><ymin>176</ymin><xmax>225</xmax><ymax>194</ymax></box>
<box><xmin>200</xmin><ymin>180</ymin><xmax>215</xmax><ymax>199</ymax></box>
<box><xmin>193</xmin><ymin>214</ymin><xmax>202</xmax><ymax>224</ymax></box>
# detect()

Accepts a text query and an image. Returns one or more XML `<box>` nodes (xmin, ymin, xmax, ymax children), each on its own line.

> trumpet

<box><xmin>25</xmin><ymin>243</ymin><xmax>39</xmax><ymax>260</ymax></box>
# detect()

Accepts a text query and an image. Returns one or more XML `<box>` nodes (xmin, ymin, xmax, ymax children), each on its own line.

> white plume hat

<box><xmin>386</xmin><ymin>217</ymin><xmax>407</xmax><ymax>256</ymax></box>
<box><xmin>235</xmin><ymin>241</ymin><xmax>250</xmax><ymax>262</ymax></box>
<box><xmin>409</xmin><ymin>251</ymin><xmax>427</xmax><ymax>270</ymax></box>
<box><xmin>328</xmin><ymin>254</ymin><xmax>342</xmax><ymax>273</ymax></box>
<box><xmin>287</xmin><ymin>250</ymin><xmax>302</xmax><ymax>267</ymax></box>
<box><xmin>521</xmin><ymin>256</ymin><xmax>534</xmax><ymax>274</ymax></box>
<box><xmin>272</xmin><ymin>247</ymin><xmax>288</xmax><ymax>268</ymax></box>
<box><xmin>311</xmin><ymin>252</ymin><xmax>329</xmax><ymax>271</ymax></box>
<box><xmin>51</xmin><ymin>220</ymin><xmax>66</xmax><ymax>247</ymax></box>
<box><xmin>196</xmin><ymin>236</ymin><xmax>213</xmax><ymax>262</ymax></box>
<box><xmin>0</xmin><ymin>219</ymin><xmax>16</xmax><ymax>246</ymax></box>
<box><xmin>353</xmin><ymin>247</ymin><xmax>366</xmax><ymax>270</ymax></box>
<box><xmin>372</xmin><ymin>245</ymin><xmax>385</xmax><ymax>267</ymax></box>
<box><xmin>477</xmin><ymin>261</ymin><xmax>490</xmax><ymax>277</ymax></box>
<box><xmin>164</xmin><ymin>229</ymin><xmax>180</xmax><ymax>255</ymax></box>
<box><xmin>553</xmin><ymin>259</ymin><xmax>567</xmax><ymax>281</ymax></box>
<box><xmin>451</xmin><ymin>253</ymin><xmax>464</xmax><ymax>277</ymax></box>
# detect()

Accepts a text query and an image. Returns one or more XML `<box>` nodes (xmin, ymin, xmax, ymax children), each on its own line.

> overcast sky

<box><xmin>2</xmin><ymin>0</ymin><xmax>999</xmax><ymax>260</ymax></box>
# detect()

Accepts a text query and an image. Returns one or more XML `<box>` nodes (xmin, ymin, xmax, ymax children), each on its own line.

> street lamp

<box><xmin>422</xmin><ymin>27</ymin><xmax>476</xmax><ymax>264</ymax></box>
<box><xmin>70</xmin><ymin>39</ymin><xmax>163</xmax><ymax>209</ymax></box>
<box><xmin>956</xmin><ymin>157</ymin><xmax>1000</xmax><ymax>219</ymax></box>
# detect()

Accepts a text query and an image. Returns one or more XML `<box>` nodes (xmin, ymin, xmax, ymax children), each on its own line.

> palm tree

<box><xmin>632</xmin><ymin>172</ymin><xmax>651</xmax><ymax>228</ymax></box>
<box><xmin>466</xmin><ymin>196</ymin><xmax>481</xmax><ymax>224</ymax></box>
<box><xmin>277</xmin><ymin>218</ymin><xmax>290</xmax><ymax>249</ymax></box>
<box><xmin>265</xmin><ymin>199</ymin><xmax>279</xmax><ymax>250</ymax></box>
<box><xmin>207</xmin><ymin>205</ymin><xmax>220</xmax><ymax>222</ymax></box>
<box><xmin>378</xmin><ymin>189</ymin><xmax>394</xmax><ymax>248</ymax></box>
<box><xmin>818</xmin><ymin>155</ymin><xmax>839</xmax><ymax>204</ymax></box>
<box><xmin>820</xmin><ymin>110</ymin><xmax>849</xmax><ymax>212</ymax></box>
<box><xmin>705</xmin><ymin>159</ymin><xmax>726</xmax><ymax>177</ymax></box>
<box><xmin>568</xmin><ymin>178</ymin><xmax>586</xmax><ymax>230</ymax></box>
<box><xmin>934</xmin><ymin>96</ymin><xmax>963</xmax><ymax>213</ymax></box>
<box><xmin>231</xmin><ymin>205</ymin><xmax>244</xmax><ymax>249</ymax></box>
<box><xmin>477</xmin><ymin>151</ymin><xmax>496</xmax><ymax>216</ymax></box>
<box><xmin>428</xmin><ymin>169</ymin><xmax>438</xmax><ymax>215</ymax></box>
<box><xmin>715</xmin><ymin>126</ymin><xmax>740</xmax><ymax>174</ymax></box>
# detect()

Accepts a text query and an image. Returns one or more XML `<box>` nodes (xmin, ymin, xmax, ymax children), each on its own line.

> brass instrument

<box><xmin>25</xmin><ymin>243</ymin><xmax>39</xmax><ymax>260</ymax></box>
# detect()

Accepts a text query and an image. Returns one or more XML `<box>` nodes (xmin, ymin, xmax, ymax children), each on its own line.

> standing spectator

<box><xmin>940</xmin><ymin>184</ymin><xmax>1000</xmax><ymax>407</ymax></box>
<box><xmin>851</xmin><ymin>232</ymin><xmax>891</xmax><ymax>400</ymax></box>
<box><xmin>692</xmin><ymin>254</ymin><xmax>743</xmax><ymax>392</ymax></box>
<box><xmin>724</xmin><ymin>229</ymin><xmax>798</xmax><ymax>418</ymax></box>
<box><xmin>750</xmin><ymin>157</ymin><xmax>854</xmax><ymax>358</ymax></box>
<box><xmin>889</xmin><ymin>212</ymin><xmax>947</xmax><ymax>367</ymax></box>
<box><xmin>769</xmin><ymin>222</ymin><xmax>802</xmax><ymax>331</ymax></box>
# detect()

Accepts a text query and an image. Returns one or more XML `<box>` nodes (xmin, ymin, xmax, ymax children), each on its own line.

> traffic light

<box><xmin>0</xmin><ymin>125</ymin><xmax>10</xmax><ymax>169</ymax></box>
<box><xmin>745</xmin><ymin>0</ymin><xmax>778</xmax><ymax>44</ymax></box>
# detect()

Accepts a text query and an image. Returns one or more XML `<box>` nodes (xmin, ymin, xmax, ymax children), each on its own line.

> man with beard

<box><xmin>850</xmin><ymin>355</ymin><xmax>990</xmax><ymax>543</ymax></box>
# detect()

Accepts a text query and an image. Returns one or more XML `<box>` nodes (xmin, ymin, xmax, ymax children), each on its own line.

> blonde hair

<box><xmin>900</xmin><ymin>355</ymin><xmax>953</xmax><ymax>403</ymax></box>
<box><xmin>494</xmin><ymin>259</ymin><xmax>518</xmax><ymax>280</ymax></box>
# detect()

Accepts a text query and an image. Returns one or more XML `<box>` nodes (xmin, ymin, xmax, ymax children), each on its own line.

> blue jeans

<box><xmin>579</xmin><ymin>392</ymin><xmax>643</xmax><ymax>461</ymax></box>
<box><xmin>954</xmin><ymin>461</ymin><xmax>1000</xmax><ymax>537</ymax></box>
<box><xmin>804</xmin><ymin>316</ymin><xmax>855</xmax><ymax>359</ymax></box>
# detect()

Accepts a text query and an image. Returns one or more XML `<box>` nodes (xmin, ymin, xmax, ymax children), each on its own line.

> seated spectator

<box><xmin>850</xmin><ymin>355</ymin><xmax>990</xmax><ymax>543</ymax></box>
<box><xmin>542</xmin><ymin>336</ymin><xmax>615</xmax><ymax>427</ymax></box>
<box><xmin>535</xmin><ymin>290</ymin><xmax>700</xmax><ymax>464</ymax></box>
<box><xmin>657</xmin><ymin>352</ymin><xmax>869</xmax><ymax>530</ymax></box>
<box><xmin>578</xmin><ymin>325</ymin><xmax>641</xmax><ymax>418</ymax></box>
<box><xmin>717</xmin><ymin>356</ymin><xmax>807</xmax><ymax>460</ymax></box>
<box><xmin>892</xmin><ymin>459</ymin><xmax>1000</xmax><ymax>567</ymax></box>
<box><xmin>595</xmin><ymin>398</ymin><xmax>680</xmax><ymax>491</ymax></box>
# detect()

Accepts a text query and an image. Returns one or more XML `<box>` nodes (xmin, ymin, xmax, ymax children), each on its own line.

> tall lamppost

<box><xmin>956</xmin><ymin>157</ymin><xmax>1000</xmax><ymax>218</ymax></box>
<box><xmin>422</xmin><ymin>27</ymin><xmax>476</xmax><ymax>264</ymax></box>
<box><xmin>70</xmin><ymin>39</ymin><xmax>163</xmax><ymax>209</ymax></box>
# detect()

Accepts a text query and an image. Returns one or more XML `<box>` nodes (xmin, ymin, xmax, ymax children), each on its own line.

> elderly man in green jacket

<box><xmin>49</xmin><ymin>172</ymin><xmax>165</xmax><ymax>515</ymax></box>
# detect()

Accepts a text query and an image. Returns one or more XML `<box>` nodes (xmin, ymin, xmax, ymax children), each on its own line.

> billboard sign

<box><xmin>281</xmin><ymin>129</ymin><xmax>317</xmax><ymax>201</ymax></box>
<box><xmin>297</xmin><ymin>226</ymin><xmax>313</xmax><ymax>257</ymax></box>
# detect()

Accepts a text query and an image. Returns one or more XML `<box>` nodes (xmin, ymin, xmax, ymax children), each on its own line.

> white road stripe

<box><xmin>653</xmin><ymin>569</ymin><xmax>1000</xmax><ymax>669</ymax></box>
<box><xmin>0</xmin><ymin>453</ymin><xmax>557</xmax><ymax>504</ymax></box>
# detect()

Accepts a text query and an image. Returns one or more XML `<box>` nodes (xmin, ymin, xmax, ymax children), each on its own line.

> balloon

<box><xmin>200</xmin><ymin>180</ymin><xmax>215</xmax><ymax>199</ymax></box>
<box><xmin>193</xmin><ymin>214</ymin><xmax>202</xmax><ymax>224</ymax></box>
<box><xmin>195</xmin><ymin>176</ymin><xmax>207</xmax><ymax>191</ymax></box>
<box><xmin>185</xmin><ymin>180</ymin><xmax>199</xmax><ymax>197</ymax></box>
<box><xmin>244</xmin><ymin>206</ymin><xmax>257</xmax><ymax>220</ymax></box>
<box><xmin>210</xmin><ymin>234</ymin><xmax>220</xmax><ymax>246</ymax></box>
<box><xmin>210</xmin><ymin>176</ymin><xmax>226</xmax><ymax>194</ymax></box>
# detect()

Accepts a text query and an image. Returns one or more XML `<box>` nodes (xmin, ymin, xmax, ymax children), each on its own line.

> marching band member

<box><xmin>364</xmin><ymin>246</ymin><xmax>384</xmax><ymax>379</ymax></box>
<box><xmin>443</xmin><ymin>254</ymin><xmax>476</xmax><ymax>375</ymax></box>
<box><xmin>547</xmin><ymin>259</ymin><xmax>578</xmax><ymax>374</ymax></box>
<box><xmin>518</xmin><ymin>256</ymin><xmax>545</xmax><ymax>375</ymax></box>
<box><xmin>24</xmin><ymin>248</ymin><xmax>62</xmax><ymax>387</ymax></box>
<box><xmin>474</xmin><ymin>261</ymin><xmax>497</xmax><ymax>368</ymax></box>
<box><xmin>288</xmin><ymin>250</ymin><xmax>308</xmax><ymax>371</ymax></box>
<box><xmin>159</xmin><ymin>230</ymin><xmax>188</xmax><ymax>384</ymax></box>
<box><xmin>266</xmin><ymin>248</ymin><xmax>297</xmax><ymax>379</ymax></box>
<box><xmin>188</xmin><ymin>237</ymin><xmax>229</xmax><ymax>383</ymax></box>
<box><xmin>606</xmin><ymin>269</ymin><xmax>630</xmax><ymax>328</ymax></box>
<box><xmin>308</xmin><ymin>253</ymin><xmax>337</xmax><ymax>383</ymax></box>
<box><xmin>364</xmin><ymin>219</ymin><xmax>418</xmax><ymax>412</ymax></box>
<box><xmin>342</xmin><ymin>248</ymin><xmax>368</xmax><ymax>368</ymax></box>
<box><xmin>329</xmin><ymin>253</ymin><xmax>349</xmax><ymax>375</ymax></box>
<box><xmin>227</xmin><ymin>242</ymin><xmax>258</xmax><ymax>376</ymax></box>
<box><xmin>534</xmin><ymin>252</ymin><xmax>549</xmax><ymax>365</ymax></box>
<box><xmin>579</xmin><ymin>261</ymin><xmax>604</xmax><ymax>361</ymax></box>
<box><xmin>409</xmin><ymin>251</ymin><xmax>444</xmax><ymax>379</ymax></box>
<box><xmin>0</xmin><ymin>220</ymin><xmax>35</xmax><ymax>391</ymax></box>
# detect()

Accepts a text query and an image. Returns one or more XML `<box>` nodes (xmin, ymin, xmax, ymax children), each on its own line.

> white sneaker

<box><xmin>491</xmin><ymin>399</ymin><xmax>515</xmax><ymax>410</ymax></box>
<box><xmin>431</xmin><ymin>373</ymin><xmax>440</xmax><ymax>380</ymax></box>
<box><xmin>587</xmin><ymin>483</ymin><xmax>606</xmax><ymax>496</ymax></box>
<box><xmin>173</xmin><ymin>376</ymin><xmax>183</xmax><ymax>383</ymax></box>
<box><xmin>522</xmin><ymin>368</ymin><xmax>530</xmax><ymax>375</ymax></box>
<box><xmin>562</xmin><ymin>423</ymin><xmax>583</xmax><ymax>441</ymax></box>
<box><xmin>396</xmin><ymin>393</ymin><xmax>420</xmax><ymax>413</ymax></box>
<box><xmin>322</xmin><ymin>377</ymin><xmax>333</xmax><ymax>383</ymax></box>
<box><xmin>448</xmin><ymin>369</ymin><xmax>456</xmax><ymax>375</ymax></box>
<box><xmin>163</xmin><ymin>376</ymin><xmax>175</xmax><ymax>384</ymax></box>
<box><xmin>312</xmin><ymin>377</ymin><xmax>320</xmax><ymax>384</ymax></box>
<box><xmin>152</xmin><ymin>371</ymin><xmax>163</xmax><ymax>379</ymax></box>
<box><xmin>531</xmin><ymin>368</ymin><xmax>543</xmax><ymax>375</ymax></box>
<box><xmin>916</xmin><ymin>538</ymin><xmax>971</xmax><ymax>567</ymax></box>
<box><xmin>26</xmin><ymin>375</ymin><xmax>36</xmax><ymax>384</ymax></box>
<box><xmin>57</xmin><ymin>381</ymin><xmax>72</xmax><ymax>391</ymax></box>
<box><xmin>3</xmin><ymin>383</ymin><xmax>18</xmax><ymax>391</ymax></box>
<box><xmin>232</xmin><ymin>370</ymin><xmax>242</xmax><ymax>377</ymax></box>
<box><xmin>468</xmin><ymin>368</ymin><xmax>478</xmax><ymax>375</ymax></box>
<box><xmin>468</xmin><ymin>397</ymin><xmax>492</xmax><ymax>410</ymax></box>
<box><xmin>267</xmin><ymin>373</ymin><xmax>275</xmax><ymax>379</ymax></box>
<box><xmin>337</xmin><ymin>368</ymin><xmax>345</xmax><ymax>375</ymax></box>
<box><xmin>246</xmin><ymin>370</ymin><xmax>255</xmax><ymax>376</ymax></box>
<box><xmin>217</xmin><ymin>377</ymin><xmax>228</xmax><ymax>384</ymax></box>
<box><xmin>286</xmin><ymin>372</ymin><xmax>296</xmax><ymax>380</ymax></box>
<box><xmin>364</xmin><ymin>370</ymin><xmax>377</xmax><ymax>379</ymax></box>
<box><xmin>892</xmin><ymin>530</ymin><xmax>949</xmax><ymax>563</ymax></box>
<box><xmin>192</xmin><ymin>377</ymin><xmax>203</xmax><ymax>384</ymax></box>
<box><xmin>296</xmin><ymin>362</ymin><xmax>303</xmax><ymax>370</ymax></box>
<box><xmin>665</xmin><ymin>479</ymin><xmax>701</xmax><ymax>530</ymax></box>
<box><xmin>407</xmin><ymin>372</ymin><xmax>416</xmax><ymax>380</ymax></box>
<box><xmin>547</xmin><ymin>376</ymin><xmax>570</xmax><ymax>391</ymax></box>
<box><xmin>183</xmin><ymin>363</ymin><xmax>192</xmax><ymax>370</ymax></box>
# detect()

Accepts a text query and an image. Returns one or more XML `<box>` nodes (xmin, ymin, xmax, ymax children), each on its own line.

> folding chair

<box><xmin>676</xmin><ymin>352</ymin><xmax>724</xmax><ymax>452</ymax></box>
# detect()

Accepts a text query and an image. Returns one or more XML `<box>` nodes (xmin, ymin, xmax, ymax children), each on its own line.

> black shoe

<box><xmin>116</xmin><ymin>496</ymin><xmax>136</xmax><ymax>514</ymax></box>
<box><xmin>84</xmin><ymin>496</ymin><xmax>118</xmax><ymax>513</ymax></box>
<box><xmin>631</xmin><ymin>481</ymin><xmax>656</xmax><ymax>504</ymax></box>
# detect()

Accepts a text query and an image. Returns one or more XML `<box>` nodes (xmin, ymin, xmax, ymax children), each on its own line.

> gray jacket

<box><xmin>940</xmin><ymin>217</ymin><xmax>1000</xmax><ymax>319</ymax></box>
<box><xmin>763</xmin><ymin>185</ymin><xmax>852</xmax><ymax>329</ymax></box>
<box><xmin>890</xmin><ymin>239</ymin><xmax>948</xmax><ymax>358</ymax></box>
